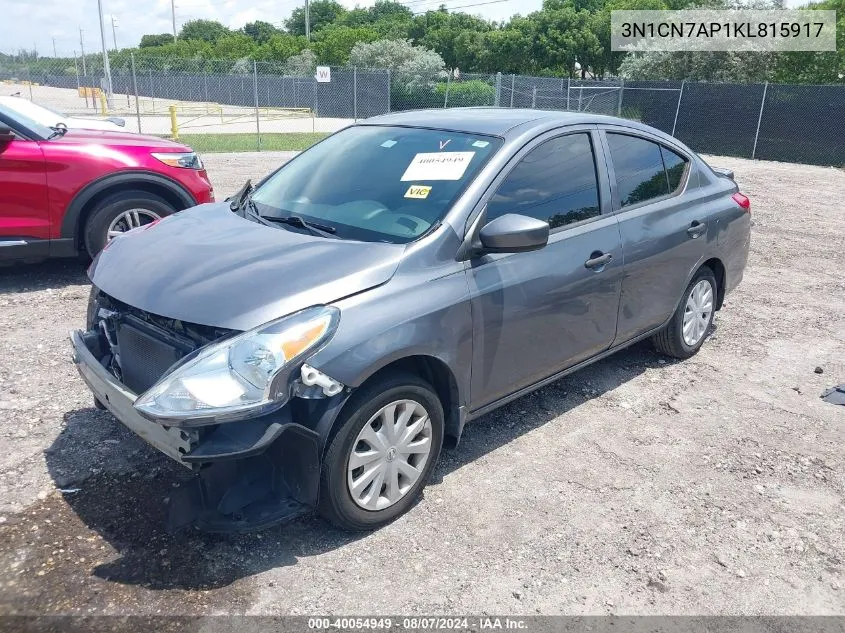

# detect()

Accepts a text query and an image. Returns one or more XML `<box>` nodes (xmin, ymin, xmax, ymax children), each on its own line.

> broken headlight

<box><xmin>134</xmin><ymin>306</ymin><xmax>339</xmax><ymax>425</ymax></box>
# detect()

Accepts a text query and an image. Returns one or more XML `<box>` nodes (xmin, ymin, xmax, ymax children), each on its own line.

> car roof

<box><xmin>362</xmin><ymin>107</ymin><xmax>657</xmax><ymax>138</ymax></box>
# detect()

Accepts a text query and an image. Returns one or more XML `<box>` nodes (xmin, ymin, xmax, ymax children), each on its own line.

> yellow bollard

<box><xmin>169</xmin><ymin>104</ymin><xmax>179</xmax><ymax>140</ymax></box>
<box><xmin>99</xmin><ymin>92</ymin><xmax>107</xmax><ymax>116</ymax></box>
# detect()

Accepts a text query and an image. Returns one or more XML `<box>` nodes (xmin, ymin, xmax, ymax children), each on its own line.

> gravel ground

<box><xmin>1</xmin><ymin>152</ymin><xmax>844</xmax><ymax>617</ymax></box>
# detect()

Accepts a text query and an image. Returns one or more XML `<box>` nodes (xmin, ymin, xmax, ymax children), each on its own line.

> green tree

<box><xmin>286</xmin><ymin>1</ymin><xmax>347</xmax><ymax>36</ymax></box>
<box><xmin>139</xmin><ymin>33</ymin><xmax>175</xmax><ymax>48</ymax></box>
<box><xmin>242</xmin><ymin>20</ymin><xmax>281</xmax><ymax>44</ymax></box>
<box><xmin>179</xmin><ymin>19</ymin><xmax>231</xmax><ymax>43</ymax></box>
<box><xmin>285</xmin><ymin>49</ymin><xmax>318</xmax><ymax>76</ymax></box>
<box><xmin>259</xmin><ymin>34</ymin><xmax>310</xmax><ymax>62</ymax></box>
<box><xmin>313</xmin><ymin>25</ymin><xmax>379</xmax><ymax>65</ymax></box>
<box><xmin>774</xmin><ymin>0</ymin><xmax>844</xmax><ymax>83</ymax></box>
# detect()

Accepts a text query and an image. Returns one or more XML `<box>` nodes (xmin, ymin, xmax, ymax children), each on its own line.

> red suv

<box><xmin>0</xmin><ymin>102</ymin><xmax>214</xmax><ymax>261</ymax></box>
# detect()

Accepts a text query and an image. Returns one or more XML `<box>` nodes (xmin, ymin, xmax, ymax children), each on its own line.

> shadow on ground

<box><xmin>0</xmin><ymin>257</ymin><xmax>89</xmax><ymax>292</ymax></box>
<box><xmin>44</xmin><ymin>341</ymin><xmax>676</xmax><ymax>592</ymax></box>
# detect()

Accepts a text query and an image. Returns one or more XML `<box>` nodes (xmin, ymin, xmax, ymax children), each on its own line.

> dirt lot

<box><xmin>0</xmin><ymin>152</ymin><xmax>843</xmax><ymax>617</ymax></box>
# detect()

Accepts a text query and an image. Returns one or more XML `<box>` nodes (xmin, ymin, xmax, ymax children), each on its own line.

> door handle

<box><xmin>687</xmin><ymin>221</ymin><xmax>707</xmax><ymax>239</ymax></box>
<box><xmin>585</xmin><ymin>252</ymin><xmax>613</xmax><ymax>270</ymax></box>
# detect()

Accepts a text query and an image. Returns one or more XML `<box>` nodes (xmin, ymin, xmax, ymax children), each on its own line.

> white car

<box><xmin>0</xmin><ymin>96</ymin><xmax>128</xmax><ymax>132</ymax></box>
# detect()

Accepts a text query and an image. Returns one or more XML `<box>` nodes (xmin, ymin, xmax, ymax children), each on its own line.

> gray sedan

<box><xmin>71</xmin><ymin>108</ymin><xmax>751</xmax><ymax>532</ymax></box>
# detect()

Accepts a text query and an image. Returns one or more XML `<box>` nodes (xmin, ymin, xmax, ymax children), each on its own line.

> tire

<box><xmin>83</xmin><ymin>190</ymin><xmax>175</xmax><ymax>256</ymax></box>
<box><xmin>318</xmin><ymin>372</ymin><xmax>444</xmax><ymax>531</ymax></box>
<box><xmin>652</xmin><ymin>267</ymin><xmax>718</xmax><ymax>359</ymax></box>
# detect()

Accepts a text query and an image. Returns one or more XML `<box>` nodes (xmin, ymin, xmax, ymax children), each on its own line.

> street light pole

<box><xmin>305</xmin><ymin>0</ymin><xmax>311</xmax><ymax>40</ymax></box>
<box><xmin>111</xmin><ymin>16</ymin><xmax>118</xmax><ymax>50</ymax></box>
<box><xmin>97</xmin><ymin>0</ymin><xmax>113</xmax><ymax>103</ymax></box>
<box><xmin>79</xmin><ymin>28</ymin><xmax>87</xmax><ymax>76</ymax></box>
<box><xmin>52</xmin><ymin>37</ymin><xmax>57</xmax><ymax>57</ymax></box>
<box><xmin>171</xmin><ymin>0</ymin><xmax>177</xmax><ymax>41</ymax></box>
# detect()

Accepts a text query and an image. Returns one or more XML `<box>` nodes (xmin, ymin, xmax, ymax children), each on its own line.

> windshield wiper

<box><xmin>264</xmin><ymin>214</ymin><xmax>337</xmax><ymax>238</ymax></box>
<box><xmin>228</xmin><ymin>180</ymin><xmax>273</xmax><ymax>227</ymax></box>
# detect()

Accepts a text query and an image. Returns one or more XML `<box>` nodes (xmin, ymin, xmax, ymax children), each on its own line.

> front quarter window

<box><xmin>250</xmin><ymin>126</ymin><xmax>501</xmax><ymax>244</ymax></box>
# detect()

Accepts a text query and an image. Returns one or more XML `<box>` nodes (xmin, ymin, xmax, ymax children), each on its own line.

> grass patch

<box><xmin>171</xmin><ymin>133</ymin><xmax>328</xmax><ymax>153</ymax></box>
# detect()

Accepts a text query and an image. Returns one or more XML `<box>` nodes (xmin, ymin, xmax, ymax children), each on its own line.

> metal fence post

<box><xmin>566</xmin><ymin>78</ymin><xmax>571</xmax><ymax>110</ymax></box>
<box><xmin>130</xmin><ymin>52</ymin><xmax>142</xmax><ymax>134</ymax></box>
<box><xmin>617</xmin><ymin>78</ymin><xmax>624</xmax><ymax>116</ymax></box>
<box><xmin>149</xmin><ymin>68</ymin><xmax>155</xmax><ymax>114</ymax></box>
<box><xmin>386</xmin><ymin>69</ymin><xmax>391</xmax><ymax>113</ymax></box>
<box><xmin>353</xmin><ymin>67</ymin><xmax>358</xmax><ymax>122</ymax></box>
<box><xmin>253</xmin><ymin>60</ymin><xmax>261</xmax><ymax>152</ymax></box>
<box><xmin>671</xmin><ymin>80</ymin><xmax>686</xmax><ymax>137</ymax></box>
<box><xmin>531</xmin><ymin>86</ymin><xmax>537</xmax><ymax>109</ymax></box>
<box><xmin>26</xmin><ymin>67</ymin><xmax>33</xmax><ymax>100</ymax></box>
<box><xmin>752</xmin><ymin>81</ymin><xmax>769</xmax><ymax>160</ymax></box>
<box><xmin>510</xmin><ymin>74</ymin><xmax>515</xmax><ymax>108</ymax></box>
<box><xmin>444</xmin><ymin>70</ymin><xmax>452</xmax><ymax>108</ymax></box>
<box><xmin>494</xmin><ymin>72</ymin><xmax>502</xmax><ymax>107</ymax></box>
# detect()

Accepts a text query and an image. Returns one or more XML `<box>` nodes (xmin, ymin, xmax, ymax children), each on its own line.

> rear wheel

<box><xmin>652</xmin><ymin>267</ymin><xmax>717</xmax><ymax>359</ymax></box>
<box><xmin>318</xmin><ymin>372</ymin><xmax>444</xmax><ymax>531</ymax></box>
<box><xmin>83</xmin><ymin>190</ymin><xmax>175</xmax><ymax>256</ymax></box>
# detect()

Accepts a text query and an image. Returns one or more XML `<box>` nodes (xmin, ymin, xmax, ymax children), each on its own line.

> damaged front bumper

<box><xmin>70</xmin><ymin>329</ymin><xmax>323</xmax><ymax>532</ymax></box>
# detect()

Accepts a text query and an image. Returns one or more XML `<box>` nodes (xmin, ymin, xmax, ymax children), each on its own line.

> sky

<box><xmin>6</xmin><ymin>0</ymin><xmax>805</xmax><ymax>57</ymax></box>
<box><xmin>4</xmin><ymin>0</ymin><xmax>546</xmax><ymax>56</ymax></box>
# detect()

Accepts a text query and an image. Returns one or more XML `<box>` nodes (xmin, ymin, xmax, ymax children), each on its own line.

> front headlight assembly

<box><xmin>151</xmin><ymin>151</ymin><xmax>204</xmax><ymax>170</ymax></box>
<box><xmin>134</xmin><ymin>306</ymin><xmax>339</xmax><ymax>425</ymax></box>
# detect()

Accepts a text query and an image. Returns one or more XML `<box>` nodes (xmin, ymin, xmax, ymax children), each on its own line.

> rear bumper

<box><xmin>69</xmin><ymin>329</ymin><xmax>320</xmax><ymax>532</ymax></box>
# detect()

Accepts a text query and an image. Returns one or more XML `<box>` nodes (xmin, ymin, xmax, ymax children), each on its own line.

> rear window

<box><xmin>251</xmin><ymin>126</ymin><xmax>502</xmax><ymax>244</ymax></box>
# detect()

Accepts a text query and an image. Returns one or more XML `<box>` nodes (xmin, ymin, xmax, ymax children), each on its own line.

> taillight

<box><xmin>732</xmin><ymin>192</ymin><xmax>750</xmax><ymax>212</ymax></box>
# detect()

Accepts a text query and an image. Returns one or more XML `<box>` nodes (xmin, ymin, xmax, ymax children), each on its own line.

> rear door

<box><xmin>0</xmin><ymin>129</ymin><xmax>49</xmax><ymax>252</ymax></box>
<box><xmin>466</xmin><ymin>127</ymin><xmax>624</xmax><ymax>410</ymax></box>
<box><xmin>598</xmin><ymin>127</ymin><xmax>706</xmax><ymax>343</ymax></box>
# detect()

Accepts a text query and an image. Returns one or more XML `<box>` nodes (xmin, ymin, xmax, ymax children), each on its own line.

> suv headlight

<box><xmin>151</xmin><ymin>151</ymin><xmax>203</xmax><ymax>169</ymax></box>
<box><xmin>134</xmin><ymin>306</ymin><xmax>339</xmax><ymax>425</ymax></box>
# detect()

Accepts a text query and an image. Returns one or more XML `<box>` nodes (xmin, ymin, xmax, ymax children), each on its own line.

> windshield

<box><xmin>0</xmin><ymin>101</ymin><xmax>54</xmax><ymax>139</ymax></box>
<box><xmin>250</xmin><ymin>125</ymin><xmax>502</xmax><ymax>244</ymax></box>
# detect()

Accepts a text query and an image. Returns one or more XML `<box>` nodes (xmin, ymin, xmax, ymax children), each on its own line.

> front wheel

<box><xmin>84</xmin><ymin>190</ymin><xmax>175</xmax><ymax>256</ymax></box>
<box><xmin>318</xmin><ymin>373</ymin><xmax>444</xmax><ymax>531</ymax></box>
<box><xmin>652</xmin><ymin>267</ymin><xmax>717</xmax><ymax>359</ymax></box>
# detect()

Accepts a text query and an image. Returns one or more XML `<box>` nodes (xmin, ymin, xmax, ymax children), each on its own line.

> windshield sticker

<box><xmin>401</xmin><ymin>152</ymin><xmax>476</xmax><ymax>182</ymax></box>
<box><xmin>405</xmin><ymin>185</ymin><xmax>432</xmax><ymax>200</ymax></box>
<box><xmin>472</xmin><ymin>140</ymin><xmax>490</xmax><ymax>148</ymax></box>
<box><xmin>381</xmin><ymin>140</ymin><xmax>398</xmax><ymax>148</ymax></box>
<box><xmin>439</xmin><ymin>139</ymin><xmax>452</xmax><ymax>150</ymax></box>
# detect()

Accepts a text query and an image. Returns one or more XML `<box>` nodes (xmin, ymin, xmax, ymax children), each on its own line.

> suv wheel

<box><xmin>652</xmin><ymin>267</ymin><xmax>717</xmax><ymax>359</ymax></box>
<box><xmin>84</xmin><ymin>190</ymin><xmax>175</xmax><ymax>256</ymax></box>
<box><xmin>319</xmin><ymin>372</ymin><xmax>444</xmax><ymax>531</ymax></box>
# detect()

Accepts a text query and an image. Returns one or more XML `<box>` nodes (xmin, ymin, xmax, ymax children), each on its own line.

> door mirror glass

<box><xmin>479</xmin><ymin>213</ymin><xmax>549</xmax><ymax>254</ymax></box>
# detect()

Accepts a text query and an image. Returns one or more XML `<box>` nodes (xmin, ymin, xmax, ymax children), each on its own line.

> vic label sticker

<box><xmin>405</xmin><ymin>185</ymin><xmax>432</xmax><ymax>199</ymax></box>
<box><xmin>401</xmin><ymin>152</ymin><xmax>475</xmax><ymax>182</ymax></box>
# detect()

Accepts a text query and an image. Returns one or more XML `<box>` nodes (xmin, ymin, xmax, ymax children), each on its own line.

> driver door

<box><xmin>0</xmin><ymin>126</ymin><xmax>49</xmax><ymax>253</ymax></box>
<box><xmin>466</xmin><ymin>128</ymin><xmax>624</xmax><ymax>411</ymax></box>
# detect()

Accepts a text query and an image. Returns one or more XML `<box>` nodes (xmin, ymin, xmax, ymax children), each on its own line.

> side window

<box><xmin>661</xmin><ymin>146</ymin><xmax>688</xmax><ymax>192</ymax></box>
<box><xmin>487</xmin><ymin>133</ymin><xmax>600</xmax><ymax>230</ymax></box>
<box><xmin>606</xmin><ymin>133</ymin><xmax>669</xmax><ymax>207</ymax></box>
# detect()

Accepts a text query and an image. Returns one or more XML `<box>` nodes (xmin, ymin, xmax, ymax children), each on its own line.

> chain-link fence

<box><xmin>1</xmin><ymin>53</ymin><xmax>843</xmax><ymax>165</ymax></box>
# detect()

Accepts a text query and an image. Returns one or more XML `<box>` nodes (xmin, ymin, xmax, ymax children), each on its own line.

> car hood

<box><xmin>88</xmin><ymin>202</ymin><xmax>406</xmax><ymax>331</ymax></box>
<box><xmin>54</xmin><ymin>128</ymin><xmax>191</xmax><ymax>150</ymax></box>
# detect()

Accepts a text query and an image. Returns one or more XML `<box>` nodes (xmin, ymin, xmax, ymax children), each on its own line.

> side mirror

<box><xmin>478</xmin><ymin>213</ymin><xmax>549</xmax><ymax>254</ymax></box>
<box><xmin>106</xmin><ymin>117</ymin><xmax>126</xmax><ymax>127</ymax></box>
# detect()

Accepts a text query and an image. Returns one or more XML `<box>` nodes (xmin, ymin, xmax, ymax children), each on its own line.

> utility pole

<box><xmin>305</xmin><ymin>0</ymin><xmax>311</xmax><ymax>40</ymax></box>
<box><xmin>171</xmin><ymin>0</ymin><xmax>177</xmax><ymax>41</ymax></box>
<box><xmin>79</xmin><ymin>28</ymin><xmax>87</xmax><ymax>76</ymax></box>
<box><xmin>97</xmin><ymin>0</ymin><xmax>113</xmax><ymax>102</ymax></box>
<box><xmin>111</xmin><ymin>16</ymin><xmax>118</xmax><ymax>50</ymax></box>
<box><xmin>52</xmin><ymin>37</ymin><xmax>57</xmax><ymax>57</ymax></box>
